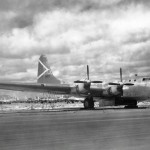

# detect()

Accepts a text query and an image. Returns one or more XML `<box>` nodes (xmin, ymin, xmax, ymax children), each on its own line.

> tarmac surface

<box><xmin>1</xmin><ymin>108</ymin><xmax>150</xmax><ymax>150</ymax></box>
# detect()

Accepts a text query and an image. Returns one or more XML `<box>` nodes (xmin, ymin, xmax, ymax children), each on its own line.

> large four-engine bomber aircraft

<box><xmin>0</xmin><ymin>55</ymin><xmax>150</xmax><ymax>109</ymax></box>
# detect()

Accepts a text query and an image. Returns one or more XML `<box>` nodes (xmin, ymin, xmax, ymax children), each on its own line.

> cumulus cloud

<box><xmin>0</xmin><ymin>0</ymin><xmax>150</xmax><ymax>82</ymax></box>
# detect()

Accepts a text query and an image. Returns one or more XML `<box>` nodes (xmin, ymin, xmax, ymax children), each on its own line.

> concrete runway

<box><xmin>1</xmin><ymin>108</ymin><xmax>150</xmax><ymax>150</ymax></box>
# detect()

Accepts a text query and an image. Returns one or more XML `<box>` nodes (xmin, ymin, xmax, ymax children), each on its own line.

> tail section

<box><xmin>37</xmin><ymin>55</ymin><xmax>61</xmax><ymax>84</ymax></box>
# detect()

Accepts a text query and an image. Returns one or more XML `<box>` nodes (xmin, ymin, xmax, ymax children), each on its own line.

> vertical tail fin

<box><xmin>37</xmin><ymin>55</ymin><xmax>61</xmax><ymax>84</ymax></box>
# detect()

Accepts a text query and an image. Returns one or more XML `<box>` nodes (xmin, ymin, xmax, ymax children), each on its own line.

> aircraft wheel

<box><xmin>84</xmin><ymin>97</ymin><xmax>94</xmax><ymax>109</ymax></box>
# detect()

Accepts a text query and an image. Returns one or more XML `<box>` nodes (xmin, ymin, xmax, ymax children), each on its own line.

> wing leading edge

<box><xmin>0</xmin><ymin>82</ymin><xmax>72</xmax><ymax>94</ymax></box>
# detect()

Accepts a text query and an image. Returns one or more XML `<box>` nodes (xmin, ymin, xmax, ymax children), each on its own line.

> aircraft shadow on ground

<box><xmin>49</xmin><ymin>106</ymin><xmax>149</xmax><ymax>112</ymax></box>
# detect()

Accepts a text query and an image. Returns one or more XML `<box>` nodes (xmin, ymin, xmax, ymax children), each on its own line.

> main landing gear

<box><xmin>84</xmin><ymin>96</ymin><xmax>94</xmax><ymax>109</ymax></box>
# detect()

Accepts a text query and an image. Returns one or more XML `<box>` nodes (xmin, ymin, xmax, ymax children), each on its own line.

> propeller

<box><xmin>108</xmin><ymin>68</ymin><xmax>134</xmax><ymax>96</ymax></box>
<box><xmin>74</xmin><ymin>80</ymin><xmax>103</xmax><ymax>83</ymax></box>
<box><xmin>108</xmin><ymin>82</ymin><xmax>134</xmax><ymax>86</ymax></box>
<box><xmin>74</xmin><ymin>65</ymin><xmax>103</xmax><ymax>84</ymax></box>
<box><xmin>108</xmin><ymin>68</ymin><xmax>134</xmax><ymax>86</ymax></box>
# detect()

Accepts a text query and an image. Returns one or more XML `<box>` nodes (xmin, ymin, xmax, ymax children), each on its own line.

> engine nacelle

<box><xmin>102</xmin><ymin>85</ymin><xmax>123</xmax><ymax>97</ymax></box>
<box><xmin>109</xmin><ymin>85</ymin><xmax>123</xmax><ymax>96</ymax></box>
<box><xmin>76</xmin><ymin>83</ymin><xmax>90</xmax><ymax>95</ymax></box>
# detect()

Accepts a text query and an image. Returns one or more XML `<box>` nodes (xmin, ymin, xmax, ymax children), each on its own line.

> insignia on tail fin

<box><xmin>37</xmin><ymin>55</ymin><xmax>61</xmax><ymax>84</ymax></box>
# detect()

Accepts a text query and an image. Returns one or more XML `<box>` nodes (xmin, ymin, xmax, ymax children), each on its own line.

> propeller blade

<box><xmin>87</xmin><ymin>65</ymin><xmax>89</xmax><ymax>80</ymax></box>
<box><xmin>74</xmin><ymin>80</ymin><xmax>103</xmax><ymax>83</ymax></box>
<box><xmin>108</xmin><ymin>82</ymin><xmax>120</xmax><ymax>85</ymax></box>
<box><xmin>123</xmin><ymin>83</ymin><xmax>134</xmax><ymax>86</ymax></box>
<box><xmin>91</xmin><ymin>81</ymin><xmax>103</xmax><ymax>83</ymax></box>
<box><xmin>120</xmin><ymin>68</ymin><xmax>122</xmax><ymax>82</ymax></box>
<box><xmin>74</xmin><ymin>80</ymin><xmax>86</xmax><ymax>83</ymax></box>
<box><xmin>108</xmin><ymin>82</ymin><xmax>134</xmax><ymax>86</ymax></box>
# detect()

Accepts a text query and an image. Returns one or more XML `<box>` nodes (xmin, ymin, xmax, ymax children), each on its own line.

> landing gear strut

<box><xmin>84</xmin><ymin>96</ymin><xmax>94</xmax><ymax>109</ymax></box>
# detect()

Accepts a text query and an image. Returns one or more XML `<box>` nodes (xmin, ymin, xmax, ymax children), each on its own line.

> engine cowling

<box><xmin>102</xmin><ymin>85</ymin><xmax>123</xmax><ymax>97</ymax></box>
<box><xmin>109</xmin><ymin>85</ymin><xmax>123</xmax><ymax>96</ymax></box>
<box><xmin>76</xmin><ymin>82</ymin><xmax>91</xmax><ymax>95</ymax></box>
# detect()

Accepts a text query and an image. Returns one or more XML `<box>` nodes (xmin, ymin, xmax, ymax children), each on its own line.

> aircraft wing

<box><xmin>0</xmin><ymin>82</ymin><xmax>72</xmax><ymax>94</ymax></box>
<box><xmin>0</xmin><ymin>82</ymin><xmax>111</xmax><ymax>98</ymax></box>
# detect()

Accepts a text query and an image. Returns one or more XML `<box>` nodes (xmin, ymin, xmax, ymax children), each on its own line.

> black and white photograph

<box><xmin>0</xmin><ymin>0</ymin><xmax>150</xmax><ymax>150</ymax></box>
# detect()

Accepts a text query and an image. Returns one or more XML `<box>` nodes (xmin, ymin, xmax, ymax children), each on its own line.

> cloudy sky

<box><xmin>0</xmin><ymin>0</ymin><xmax>150</xmax><ymax>83</ymax></box>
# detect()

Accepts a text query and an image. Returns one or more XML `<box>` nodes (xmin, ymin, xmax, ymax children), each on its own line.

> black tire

<box><xmin>84</xmin><ymin>99</ymin><xmax>89</xmax><ymax>109</ymax></box>
<box><xmin>84</xmin><ymin>97</ymin><xmax>94</xmax><ymax>109</ymax></box>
